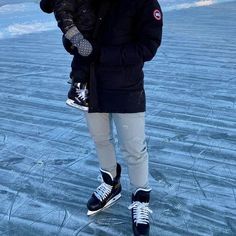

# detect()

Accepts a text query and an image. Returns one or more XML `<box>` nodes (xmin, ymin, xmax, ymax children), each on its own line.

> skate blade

<box><xmin>66</xmin><ymin>99</ymin><xmax>88</xmax><ymax>111</ymax></box>
<box><xmin>87</xmin><ymin>193</ymin><xmax>121</xmax><ymax>216</ymax></box>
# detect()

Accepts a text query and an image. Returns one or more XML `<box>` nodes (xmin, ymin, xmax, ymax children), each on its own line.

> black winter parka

<box><xmin>87</xmin><ymin>0</ymin><xmax>163</xmax><ymax>113</ymax></box>
<box><xmin>55</xmin><ymin>0</ymin><xmax>163</xmax><ymax>113</ymax></box>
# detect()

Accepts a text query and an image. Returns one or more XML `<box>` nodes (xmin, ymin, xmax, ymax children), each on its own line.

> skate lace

<box><xmin>128</xmin><ymin>201</ymin><xmax>153</xmax><ymax>225</ymax></box>
<box><xmin>94</xmin><ymin>182</ymin><xmax>113</xmax><ymax>202</ymax></box>
<box><xmin>75</xmin><ymin>87</ymin><xmax>88</xmax><ymax>101</ymax></box>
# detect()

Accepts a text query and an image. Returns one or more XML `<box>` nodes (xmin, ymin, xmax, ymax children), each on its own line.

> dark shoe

<box><xmin>66</xmin><ymin>82</ymin><xmax>89</xmax><ymax>111</ymax></box>
<box><xmin>129</xmin><ymin>188</ymin><xmax>152</xmax><ymax>236</ymax></box>
<box><xmin>87</xmin><ymin>163</ymin><xmax>122</xmax><ymax>216</ymax></box>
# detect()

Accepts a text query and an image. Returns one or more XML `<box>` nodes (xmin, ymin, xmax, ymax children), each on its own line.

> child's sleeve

<box><xmin>54</xmin><ymin>0</ymin><xmax>77</xmax><ymax>34</ymax></box>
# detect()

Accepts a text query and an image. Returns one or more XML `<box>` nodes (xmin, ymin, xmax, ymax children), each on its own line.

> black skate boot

<box><xmin>87</xmin><ymin>163</ymin><xmax>122</xmax><ymax>216</ymax></box>
<box><xmin>66</xmin><ymin>82</ymin><xmax>89</xmax><ymax>111</ymax></box>
<box><xmin>128</xmin><ymin>188</ymin><xmax>152</xmax><ymax>236</ymax></box>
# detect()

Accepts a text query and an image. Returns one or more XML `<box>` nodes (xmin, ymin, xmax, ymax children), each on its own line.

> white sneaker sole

<box><xmin>87</xmin><ymin>193</ymin><xmax>121</xmax><ymax>216</ymax></box>
<box><xmin>66</xmin><ymin>99</ymin><xmax>88</xmax><ymax>111</ymax></box>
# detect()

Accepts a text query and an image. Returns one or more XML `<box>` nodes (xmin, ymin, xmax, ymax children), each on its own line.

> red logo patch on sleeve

<box><xmin>153</xmin><ymin>9</ymin><xmax>162</xmax><ymax>21</ymax></box>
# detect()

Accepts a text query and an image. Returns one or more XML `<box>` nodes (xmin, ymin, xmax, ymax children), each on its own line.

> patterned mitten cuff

<box><xmin>65</xmin><ymin>26</ymin><xmax>83</xmax><ymax>44</ymax></box>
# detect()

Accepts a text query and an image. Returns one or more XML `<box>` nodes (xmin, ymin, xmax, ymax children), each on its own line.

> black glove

<box><xmin>40</xmin><ymin>0</ymin><xmax>54</xmax><ymax>14</ymax></box>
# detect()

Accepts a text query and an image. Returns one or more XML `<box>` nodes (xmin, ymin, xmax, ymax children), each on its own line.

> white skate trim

<box><xmin>87</xmin><ymin>193</ymin><xmax>121</xmax><ymax>216</ymax></box>
<box><xmin>66</xmin><ymin>99</ymin><xmax>88</xmax><ymax>111</ymax></box>
<box><xmin>133</xmin><ymin>188</ymin><xmax>152</xmax><ymax>196</ymax></box>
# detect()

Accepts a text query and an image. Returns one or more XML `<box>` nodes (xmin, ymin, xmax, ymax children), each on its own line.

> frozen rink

<box><xmin>0</xmin><ymin>1</ymin><xmax>236</xmax><ymax>235</ymax></box>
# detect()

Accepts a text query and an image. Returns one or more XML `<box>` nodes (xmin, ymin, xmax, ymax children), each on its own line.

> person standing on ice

<box><xmin>43</xmin><ymin>0</ymin><xmax>163</xmax><ymax>235</ymax></box>
<box><xmin>84</xmin><ymin>0</ymin><xmax>162</xmax><ymax>235</ymax></box>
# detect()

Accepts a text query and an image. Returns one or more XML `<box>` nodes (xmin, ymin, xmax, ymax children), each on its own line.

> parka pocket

<box><xmin>124</xmin><ymin>64</ymin><xmax>144</xmax><ymax>90</ymax></box>
<box><xmin>97</xmin><ymin>64</ymin><xmax>144</xmax><ymax>91</ymax></box>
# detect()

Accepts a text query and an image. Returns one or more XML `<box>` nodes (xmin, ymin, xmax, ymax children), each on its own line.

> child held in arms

<box><xmin>40</xmin><ymin>0</ymin><xmax>97</xmax><ymax>111</ymax></box>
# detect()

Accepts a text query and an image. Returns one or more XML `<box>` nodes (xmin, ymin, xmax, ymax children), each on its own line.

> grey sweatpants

<box><xmin>85</xmin><ymin>112</ymin><xmax>150</xmax><ymax>191</ymax></box>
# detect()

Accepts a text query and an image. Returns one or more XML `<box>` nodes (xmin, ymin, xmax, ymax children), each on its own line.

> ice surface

<box><xmin>0</xmin><ymin>1</ymin><xmax>236</xmax><ymax>236</ymax></box>
<box><xmin>0</xmin><ymin>1</ymin><xmax>56</xmax><ymax>39</ymax></box>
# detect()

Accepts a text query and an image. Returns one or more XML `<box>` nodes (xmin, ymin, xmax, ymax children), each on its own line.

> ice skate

<box><xmin>87</xmin><ymin>163</ymin><xmax>122</xmax><ymax>216</ymax></box>
<box><xmin>66</xmin><ymin>82</ymin><xmax>89</xmax><ymax>111</ymax></box>
<box><xmin>128</xmin><ymin>188</ymin><xmax>152</xmax><ymax>236</ymax></box>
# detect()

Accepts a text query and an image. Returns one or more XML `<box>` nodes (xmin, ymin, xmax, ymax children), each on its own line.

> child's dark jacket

<box><xmin>40</xmin><ymin>0</ymin><xmax>95</xmax><ymax>83</ymax></box>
